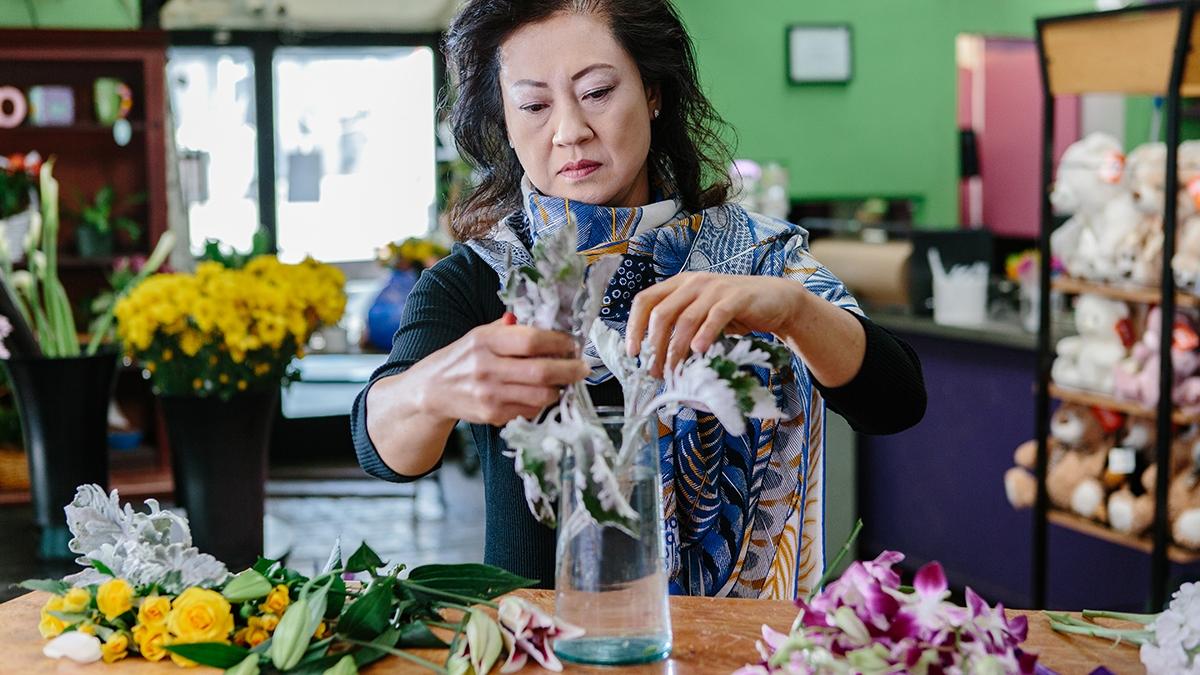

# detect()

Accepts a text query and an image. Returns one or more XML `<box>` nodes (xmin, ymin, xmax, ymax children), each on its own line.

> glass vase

<box><xmin>553</xmin><ymin>406</ymin><xmax>672</xmax><ymax>665</ymax></box>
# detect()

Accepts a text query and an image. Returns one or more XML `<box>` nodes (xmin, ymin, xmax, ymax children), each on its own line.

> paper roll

<box><xmin>809</xmin><ymin>239</ymin><xmax>912</xmax><ymax>308</ymax></box>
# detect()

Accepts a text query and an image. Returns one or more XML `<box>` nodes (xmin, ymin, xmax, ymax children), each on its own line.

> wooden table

<box><xmin>0</xmin><ymin>590</ymin><xmax>1144</xmax><ymax>674</ymax></box>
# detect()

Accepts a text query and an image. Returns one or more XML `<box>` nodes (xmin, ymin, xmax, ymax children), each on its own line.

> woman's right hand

<box><xmin>405</xmin><ymin>317</ymin><xmax>589</xmax><ymax>426</ymax></box>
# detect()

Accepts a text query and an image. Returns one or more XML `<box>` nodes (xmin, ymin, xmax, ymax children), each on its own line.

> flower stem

<box><xmin>806</xmin><ymin>519</ymin><xmax>863</xmax><ymax>602</ymax></box>
<box><xmin>1080</xmin><ymin>609</ymin><xmax>1157</xmax><ymax>625</ymax></box>
<box><xmin>403</xmin><ymin>582</ymin><xmax>498</xmax><ymax>610</ymax></box>
<box><xmin>425</xmin><ymin>620</ymin><xmax>460</xmax><ymax>631</ymax></box>
<box><xmin>1043</xmin><ymin>613</ymin><xmax>1153</xmax><ymax>646</ymax></box>
<box><xmin>342</xmin><ymin>638</ymin><xmax>448</xmax><ymax>674</ymax></box>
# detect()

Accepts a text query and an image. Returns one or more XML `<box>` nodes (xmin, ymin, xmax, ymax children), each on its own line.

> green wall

<box><xmin>676</xmin><ymin>0</ymin><xmax>1095</xmax><ymax>227</ymax></box>
<box><xmin>0</xmin><ymin>0</ymin><xmax>139</xmax><ymax>29</ymax></box>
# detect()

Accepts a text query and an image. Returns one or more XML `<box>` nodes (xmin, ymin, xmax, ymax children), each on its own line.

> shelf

<box><xmin>1039</xmin><ymin>4</ymin><xmax>1200</xmax><ymax>96</ymax></box>
<box><xmin>3</xmin><ymin>122</ymin><xmax>146</xmax><ymax>134</ymax></box>
<box><xmin>1048</xmin><ymin>383</ymin><xmax>1200</xmax><ymax>425</ymax></box>
<box><xmin>1051</xmin><ymin>276</ymin><xmax>1200</xmax><ymax>308</ymax></box>
<box><xmin>0</xmin><ymin>464</ymin><xmax>173</xmax><ymax>506</ymax></box>
<box><xmin>1048</xmin><ymin>509</ymin><xmax>1200</xmax><ymax>564</ymax></box>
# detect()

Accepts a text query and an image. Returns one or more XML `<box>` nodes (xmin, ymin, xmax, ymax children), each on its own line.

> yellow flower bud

<box><xmin>259</xmin><ymin>585</ymin><xmax>290</xmax><ymax>616</ymax></box>
<box><xmin>61</xmin><ymin>587</ymin><xmax>90</xmax><ymax>614</ymax></box>
<box><xmin>96</xmin><ymin>578</ymin><xmax>134</xmax><ymax>620</ymax></box>
<box><xmin>38</xmin><ymin>596</ymin><xmax>67</xmax><ymax>639</ymax></box>
<box><xmin>101</xmin><ymin>632</ymin><xmax>130</xmax><ymax>663</ymax></box>
<box><xmin>132</xmin><ymin>623</ymin><xmax>169</xmax><ymax>661</ymax></box>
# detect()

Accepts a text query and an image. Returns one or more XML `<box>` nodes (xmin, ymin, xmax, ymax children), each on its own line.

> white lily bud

<box><xmin>43</xmin><ymin>632</ymin><xmax>102</xmax><ymax>663</ymax></box>
<box><xmin>24</xmin><ymin>211</ymin><xmax>41</xmax><ymax>253</ymax></box>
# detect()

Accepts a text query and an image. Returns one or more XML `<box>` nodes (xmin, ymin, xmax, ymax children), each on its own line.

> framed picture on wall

<box><xmin>787</xmin><ymin>24</ymin><xmax>853</xmax><ymax>84</ymax></box>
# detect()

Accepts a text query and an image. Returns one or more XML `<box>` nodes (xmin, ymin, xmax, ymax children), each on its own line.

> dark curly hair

<box><xmin>443</xmin><ymin>0</ymin><xmax>732</xmax><ymax>240</ymax></box>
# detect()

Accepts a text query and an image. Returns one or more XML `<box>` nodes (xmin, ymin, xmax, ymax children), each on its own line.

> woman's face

<box><xmin>498</xmin><ymin>12</ymin><xmax>659</xmax><ymax>208</ymax></box>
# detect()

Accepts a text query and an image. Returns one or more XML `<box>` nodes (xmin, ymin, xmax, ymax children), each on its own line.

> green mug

<box><xmin>94</xmin><ymin>77</ymin><xmax>131</xmax><ymax>125</ymax></box>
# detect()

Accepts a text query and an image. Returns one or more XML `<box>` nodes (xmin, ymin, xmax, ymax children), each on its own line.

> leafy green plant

<box><xmin>0</xmin><ymin>153</ymin><xmax>39</xmax><ymax>220</ymax></box>
<box><xmin>200</xmin><ymin>228</ymin><xmax>271</xmax><ymax>270</ymax></box>
<box><xmin>72</xmin><ymin>185</ymin><xmax>145</xmax><ymax>241</ymax></box>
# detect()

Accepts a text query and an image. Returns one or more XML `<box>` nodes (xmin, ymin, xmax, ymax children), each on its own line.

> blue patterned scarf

<box><xmin>467</xmin><ymin>178</ymin><xmax>861</xmax><ymax>599</ymax></box>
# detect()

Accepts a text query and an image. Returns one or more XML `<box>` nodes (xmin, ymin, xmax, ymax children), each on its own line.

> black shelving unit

<box><xmin>1034</xmin><ymin>2</ymin><xmax>1198</xmax><ymax>611</ymax></box>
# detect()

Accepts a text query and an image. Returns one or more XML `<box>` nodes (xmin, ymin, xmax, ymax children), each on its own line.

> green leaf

<box><xmin>163</xmin><ymin>642</ymin><xmax>253</xmax><ymax>669</ymax></box>
<box><xmin>353</xmin><ymin>627</ymin><xmax>401</xmax><ymax>669</ymax></box>
<box><xmin>345</xmin><ymin>542</ymin><xmax>386</xmax><ymax>574</ymax></box>
<box><xmin>405</xmin><ymin>564</ymin><xmax>535</xmax><ymax>600</ymax></box>
<box><xmin>325</xmin><ymin>576</ymin><xmax>348</xmax><ymax>620</ymax></box>
<box><xmin>17</xmin><ymin>579</ymin><xmax>70</xmax><ymax>594</ymax></box>
<box><xmin>398</xmin><ymin>621</ymin><xmax>448</xmax><ymax>648</ymax></box>
<box><xmin>222</xmin><ymin>569</ymin><xmax>273</xmax><ymax>603</ymax></box>
<box><xmin>336</xmin><ymin>577</ymin><xmax>396</xmax><ymax>640</ymax></box>
<box><xmin>252</xmin><ymin>557</ymin><xmax>280</xmax><ymax>576</ymax></box>
<box><xmin>48</xmin><ymin>611</ymin><xmax>90</xmax><ymax>623</ymax></box>
<box><xmin>286</xmin><ymin>653</ymin><xmax>346</xmax><ymax>675</ymax></box>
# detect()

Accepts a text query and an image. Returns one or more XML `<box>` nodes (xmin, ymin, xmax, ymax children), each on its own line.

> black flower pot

<box><xmin>160</xmin><ymin>389</ymin><xmax>279</xmax><ymax>570</ymax></box>
<box><xmin>5</xmin><ymin>351</ymin><xmax>118</xmax><ymax>560</ymax></box>
<box><xmin>76</xmin><ymin>227</ymin><xmax>114</xmax><ymax>258</ymax></box>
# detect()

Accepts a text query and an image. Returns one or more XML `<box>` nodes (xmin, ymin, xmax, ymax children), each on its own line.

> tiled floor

<box><xmin>0</xmin><ymin>460</ymin><xmax>485</xmax><ymax>603</ymax></box>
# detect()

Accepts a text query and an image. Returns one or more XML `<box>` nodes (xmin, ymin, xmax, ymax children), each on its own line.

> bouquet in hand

<box><xmin>496</xmin><ymin>222</ymin><xmax>788</xmax><ymax>533</ymax></box>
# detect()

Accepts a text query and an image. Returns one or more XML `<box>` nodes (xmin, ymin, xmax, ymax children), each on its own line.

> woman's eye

<box><xmin>584</xmin><ymin>87</ymin><xmax>613</xmax><ymax>101</ymax></box>
<box><xmin>522</xmin><ymin>103</ymin><xmax>548</xmax><ymax>113</ymax></box>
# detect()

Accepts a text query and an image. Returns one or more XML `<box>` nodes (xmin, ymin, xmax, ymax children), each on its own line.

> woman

<box><xmin>353</xmin><ymin>0</ymin><xmax>925</xmax><ymax>599</ymax></box>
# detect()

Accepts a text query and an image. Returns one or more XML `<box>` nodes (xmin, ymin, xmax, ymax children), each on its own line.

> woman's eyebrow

<box><xmin>511</xmin><ymin>63</ymin><xmax>616</xmax><ymax>89</ymax></box>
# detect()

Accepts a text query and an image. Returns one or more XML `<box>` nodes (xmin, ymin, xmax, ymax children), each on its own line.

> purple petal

<box><xmin>1006</xmin><ymin>613</ymin><xmax>1029</xmax><ymax>643</ymax></box>
<box><xmin>965</xmin><ymin>587</ymin><xmax>987</xmax><ymax>617</ymax></box>
<box><xmin>914</xmin><ymin>561</ymin><xmax>948</xmax><ymax>597</ymax></box>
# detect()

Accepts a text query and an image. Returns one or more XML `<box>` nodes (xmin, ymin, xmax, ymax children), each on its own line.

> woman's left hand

<box><xmin>625</xmin><ymin>272</ymin><xmax>805</xmax><ymax>377</ymax></box>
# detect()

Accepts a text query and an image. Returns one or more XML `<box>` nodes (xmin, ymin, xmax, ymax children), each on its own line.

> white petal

<box><xmin>43</xmin><ymin>632</ymin><xmax>103</xmax><ymax>663</ymax></box>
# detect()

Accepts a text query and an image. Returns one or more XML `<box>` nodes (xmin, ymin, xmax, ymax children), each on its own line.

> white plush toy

<box><xmin>1116</xmin><ymin>142</ymin><xmax>1166</xmax><ymax>286</ymax></box>
<box><xmin>1173</xmin><ymin>140</ymin><xmax>1200</xmax><ymax>292</ymax></box>
<box><xmin>1051</xmin><ymin>133</ymin><xmax>1129</xmax><ymax>280</ymax></box>
<box><xmin>1051</xmin><ymin>293</ymin><xmax>1130</xmax><ymax>394</ymax></box>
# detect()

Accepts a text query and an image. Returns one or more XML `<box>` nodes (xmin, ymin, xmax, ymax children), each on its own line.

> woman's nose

<box><xmin>552</xmin><ymin>103</ymin><xmax>594</xmax><ymax>147</ymax></box>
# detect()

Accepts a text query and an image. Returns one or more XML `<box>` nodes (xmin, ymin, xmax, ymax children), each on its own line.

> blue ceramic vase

<box><xmin>366</xmin><ymin>268</ymin><xmax>419</xmax><ymax>351</ymax></box>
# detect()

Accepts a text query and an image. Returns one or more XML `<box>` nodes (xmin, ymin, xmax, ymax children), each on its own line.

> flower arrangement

<box><xmin>0</xmin><ymin>158</ymin><xmax>174</xmax><ymax>359</ymax></box>
<box><xmin>113</xmin><ymin>255</ymin><xmax>346</xmax><ymax>399</ymax></box>
<box><xmin>377</xmin><ymin>237</ymin><xmax>449</xmax><ymax>272</ymax></box>
<box><xmin>0</xmin><ymin>151</ymin><xmax>41</xmax><ymax>220</ymax></box>
<box><xmin>1005</xmin><ymin>249</ymin><xmax>1064</xmax><ymax>285</ymax></box>
<box><xmin>735</xmin><ymin>536</ymin><xmax>1041</xmax><ymax>674</ymax></box>
<box><xmin>27</xmin><ymin>484</ymin><xmax>581</xmax><ymax>674</ymax></box>
<box><xmin>1044</xmin><ymin>581</ymin><xmax>1200</xmax><ymax>674</ymax></box>
<box><xmin>496</xmin><ymin>223</ymin><xmax>787</xmax><ymax>533</ymax></box>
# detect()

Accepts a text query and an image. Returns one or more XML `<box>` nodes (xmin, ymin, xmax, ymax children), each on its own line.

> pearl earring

<box><xmin>652</xmin><ymin>109</ymin><xmax>660</xmax><ymax>119</ymax></box>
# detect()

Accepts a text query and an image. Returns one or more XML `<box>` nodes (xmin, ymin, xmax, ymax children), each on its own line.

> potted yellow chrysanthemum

<box><xmin>114</xmin><ymin>255</ymin><xmax>346</xmax><ymax>568</ymax></box>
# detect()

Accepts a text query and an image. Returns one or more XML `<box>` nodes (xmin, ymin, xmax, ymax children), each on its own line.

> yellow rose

<box><xmin>133</xmin><ymin>623</ymin><xmax>169</xmax><ymax>661</ymax></box>
<box><xmin>38</xmin><ymin>595</ymin><xmax>66</xmax><ymax>638</ymax></box>
<box><xmin>77</xmin><ymin>623</ymin><xmax>97</xmax><ymax>635</ymax></box>
<box><xmin>138</xmin><ymin>594</ymin><xmax>171</xmax><ymax>627</ymax></box>
<box><xmin>259</xmin><ymin>613</ymin><xmax>279</xmax><ymax>633</ymax></box>
<box><xmin>166</xmin><ymin>587</ymin><xmax>234</xmax><ymax>644</ymax></box>
<box><xmin>259</xmin><ymin>584</ymin><xmax>290</xmax><ymax>616</ymax></box>
<box><xmin>101</xmin><ymin>632</ymin><xmax>130</xmax><ymax>663</ymax></box>
<box><xmin>61</xmin><ymin>587</ymin><xmax>90</xmax><ymax>613</ymax></box>
<box><xmin>234</xmin><ymin>621</ymin><xmax>270</xmax><ymax>648</ymax></box>
<box><xmin>96</xmin><ymin>578</ymin><xmax>134</xmax><ymax>620</ymax></box>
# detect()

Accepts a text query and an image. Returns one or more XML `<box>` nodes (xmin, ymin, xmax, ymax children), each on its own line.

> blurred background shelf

<box><xmin>1047</xmin><ymin>509</ymin><xmax>1200</xmax><ymax>565</ymax></box>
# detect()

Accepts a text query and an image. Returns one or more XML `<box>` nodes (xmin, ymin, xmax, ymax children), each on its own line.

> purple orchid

<box><xmin>741</xmin><ymin>550</ymin><xmax>1040</xmax><ymax>674</ymax></box>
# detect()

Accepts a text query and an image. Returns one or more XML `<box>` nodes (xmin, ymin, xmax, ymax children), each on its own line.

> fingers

<box><xmin>626</xmin><ymin>275</ymin><xmax>686</xmax><ymax>356</ymax></box>
<box><xmin>484</xmin><ymin>324</ymin><xmax>577</xmax><ymax>357</ymax></box>
<box><xmin>690</xmin><ymin>300</ymin><xmax>738</xmax><ymax>355</ymax></box>
<box><xmin>644</xmin><ymin>287</ymin><xmax>701</xmax><ymax>377</ymax></box>
<box><xmin>488</xmin><ymin>356</ymin><xmax>589</xmax><ymax>386</ymax></box>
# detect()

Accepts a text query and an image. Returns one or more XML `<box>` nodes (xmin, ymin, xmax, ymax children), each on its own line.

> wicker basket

<box><xmin>0</xmin><ymin>444</ymin><xmax>30</xmax><ymax>491</ymax></box>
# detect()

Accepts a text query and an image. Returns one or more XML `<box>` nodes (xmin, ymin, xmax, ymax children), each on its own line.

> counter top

<box><xmin>870</xmin><ymin>310</ymin><xmax>1043</xmax><ymax>351</ymax></box>
<box><xmin>1</xmin><ymin>590</ymin><xmax>1144</xmax><ymax>674</ymax></box>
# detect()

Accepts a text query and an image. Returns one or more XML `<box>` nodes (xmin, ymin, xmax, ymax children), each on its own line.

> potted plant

<box><xmin>113</xmin><ymin>249</ymin><xmax>346</xmax><ymax>568</ymax></box>
<box><xmin>0</xmin><ymin>152</ymin><xmax>41</xmax><ymax>264</ymax></box>
<box><xmin>0</xmin><ymin>158</ymin><xmax>173</xmax><ymax>559</ymax></box>
<box><xmin>72</xmin><ymin>184</ymin><xmax>145</xmax><ymax>259</ymax></box>
<box><xmin>366</xmin><ymin>236</ymin><xmax>448</xmax><ymax>350</ymax></box>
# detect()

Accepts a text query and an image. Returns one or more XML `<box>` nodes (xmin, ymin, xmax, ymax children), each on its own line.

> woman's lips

<box><xmin>559</xmin><ymin>161</ymin><xmax>601</xmax><ymax>180</ymax></box>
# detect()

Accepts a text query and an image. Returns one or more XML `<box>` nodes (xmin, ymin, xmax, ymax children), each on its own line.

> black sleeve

<box><xmin>350</xmin><ymin>244</ymin><xmax>501</xmax><ymax>482</ymax></box>
<box><xmin>813</xmin><ymin>312</ymin><xmax>926</xmax><ymax>435</ymax></box>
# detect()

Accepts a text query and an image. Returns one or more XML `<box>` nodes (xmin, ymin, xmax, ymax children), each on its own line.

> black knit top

<box><xmin>351</xmin><ymin>243</ymin><xmax>925</xmax><ymax>587</ymax></box>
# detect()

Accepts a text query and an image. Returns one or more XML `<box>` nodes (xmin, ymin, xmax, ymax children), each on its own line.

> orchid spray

<box><xmin>497</xmin><ymin>220</ymin><xmax>787</xmax><ymax>536</ymax></box>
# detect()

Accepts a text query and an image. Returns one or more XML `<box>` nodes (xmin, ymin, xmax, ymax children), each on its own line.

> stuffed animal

<box><xmin>1117</xmin><ymin>143</ymin><xmax>1168</xmax><ymax>286</ymax></box>
<box><xmin>1052</xmin><ymin>294</ymin><xmax>1130</xmax><ymax>394</ymax></box>
<box><xmin>1174</xmin><ymin>140</ymin><xmax>1200</xmax><ymax>292</ymax></box>
<box><xmin>1051</xmin><ymin>133</ymin><xmax>1128</xmax><ymax>280</ymax></box>
<box><xmin>1074</xmin><ymin>417</ymin><xmax>1156</xmax><ymax>525</ymax></box>
<box><xmin>1168</xmin><ymin>450</ymin><xmax>1200</xmax><ymax>548</ymax></box>
<box><xmin>1005</xmin><ymin>403</ymin><xmax>1114</xmax><ymax>511</ymax></box>
<box><xmin>1108</xmin><ymin>424</ymin><xmax>1199</xmax><ymax>536</ymax></box>
<box><xmin>1112</xmin><ymin>307</ymin><xmax>1200</xmax><ymax>411</ymax></box>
